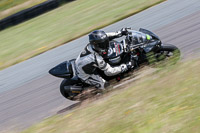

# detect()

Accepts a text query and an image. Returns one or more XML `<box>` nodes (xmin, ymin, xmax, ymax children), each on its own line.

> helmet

<box><xmin>89</xmin><ymin>30</ymin><xmax>109</xmax><ymax>55</ymax></box>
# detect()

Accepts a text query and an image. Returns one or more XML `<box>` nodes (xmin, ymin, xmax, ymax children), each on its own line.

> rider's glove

<box><xmin>120</xmin><ymin>28</ymin><xmax>129</xmax><ymax>36</ymax></box>
<box><xmin>121</xmin><ymin>64</ymin><xmax>128</xmax><ymax>72</ymax></box>
<box><xmin>126</xmin><ymin>60</ymin><xmax>135</xmax><ymax>69</ymax></box>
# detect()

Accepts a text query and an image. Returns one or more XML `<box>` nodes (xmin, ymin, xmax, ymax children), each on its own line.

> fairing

<box><xmin>139</xmin><ymin>28</ymin><xmax>160</xmax><ymax>40</ymax></box>
<box><xmin>49</xmin><ymin>61</ymin><xmax>73</xmax><ymax>78</ymax></box>
<box><xmin>106</xmin><ymin>41</ymin><xmax>123</xmax><ymax>65</ymax></box>
<box><xmin>139</xmin><ymin>28</ymin><xmax>161</xmax><ymax>53</ymax></box>
<box><xmin>143</xmin><ymin>41</ymin><xmax>160</xmax><ymax>53</ymax></box>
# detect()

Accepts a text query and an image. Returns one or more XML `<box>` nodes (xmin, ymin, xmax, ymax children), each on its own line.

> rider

<box><xmin>75</xmin><ymin>28</ymin><xmax>151</xmax><ymax>89</ymax></box>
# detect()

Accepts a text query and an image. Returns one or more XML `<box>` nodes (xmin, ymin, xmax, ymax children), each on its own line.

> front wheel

<box><xmin>156</xmin><ymin>44</ymin><xmax>180</xmax><ymax>60</ymax></box>
<box><xmin>160</xmin><ymin>44</ymin><xmax>180</xmax><ymax>53</ymax></box>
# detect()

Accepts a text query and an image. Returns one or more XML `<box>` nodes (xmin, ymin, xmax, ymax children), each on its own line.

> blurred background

<box><xmin>0</xmin><ymin>0</ymin><xmax>163</xmax><ymax>70</ymax></box>
<box><xmin>1</xmin><ymin>0</ymin><xmax>200</xmax><ymax>132</ymax></box>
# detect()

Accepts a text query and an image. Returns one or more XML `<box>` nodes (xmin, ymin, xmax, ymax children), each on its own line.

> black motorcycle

<box><xmin>49</xmin><ymin>28</ymin><xmax>180</xmax><ymax>100</ymax></box>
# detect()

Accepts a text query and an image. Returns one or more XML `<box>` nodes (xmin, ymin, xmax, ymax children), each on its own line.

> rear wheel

<box><xmin>60</xmin><ymin>79</ymin><xmax>72</xmax><ymax>100</ymax></box>
<box><xmin>60</xmin><ymin>79</ymin><xmax>82</xmax><ymax>100</ymax></box>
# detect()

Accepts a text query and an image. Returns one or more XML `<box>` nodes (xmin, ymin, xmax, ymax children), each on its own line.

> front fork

<box><xmin>130</xmin><ymin>53</ymin><xmax>139</xmax><ymax>68</ymax></box>
<box><xmin>130</xmin><ymin>48</ymin><xmax>148</xmax><ymax>68</ymax></box>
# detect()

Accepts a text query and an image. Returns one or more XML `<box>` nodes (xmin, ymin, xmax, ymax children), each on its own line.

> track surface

<box><xmin>0</xmin><ymin>0</ymin><xmax>200</xmax><ymax>131</ymax></box>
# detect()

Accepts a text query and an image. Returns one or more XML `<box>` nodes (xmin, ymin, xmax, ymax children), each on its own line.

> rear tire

<box><xmin>60</xmin><ymin>79</ymin><xmax>86</xmax><ymax>101</ymax></box>
<box><xmin>60</xmin><ymin>79</ymin><xmax>82</xmax><ymax>100</ymax></box>
<box><xmin>60</xmin><ymin>79</ymin><xmax>72</xmax><ymax>100</ymax></box>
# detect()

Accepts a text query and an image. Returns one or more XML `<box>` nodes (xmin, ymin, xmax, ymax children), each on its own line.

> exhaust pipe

<box><xmin>64</xmin><ymin>85</ymin><xmax>83</xmax><ymax>94</ymax></box>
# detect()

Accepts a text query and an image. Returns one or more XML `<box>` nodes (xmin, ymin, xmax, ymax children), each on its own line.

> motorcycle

<box><xmin>49</xmin><ymin>28</ymin><xmax>180</xmax><ymax>100</ymax></box>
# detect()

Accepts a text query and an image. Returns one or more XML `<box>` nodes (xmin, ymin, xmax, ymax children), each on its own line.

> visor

<box><xmin>96</xmin><ymin>39</ymin><xmax>109</xmax><ymax>49</ymax></box>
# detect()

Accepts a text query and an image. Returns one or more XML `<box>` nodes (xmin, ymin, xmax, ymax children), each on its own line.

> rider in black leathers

<box><xmin>75</xmin><ymin>28</ymin><xmax>151</xmax><ymax>89</ymax></box>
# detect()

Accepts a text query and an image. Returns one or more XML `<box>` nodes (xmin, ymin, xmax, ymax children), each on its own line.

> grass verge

<box><xmin>0</xmin><ymin>0</ymin><xmax>165</xmax><ymax>70</ymax></box>
<box><xmin>0</xmin><ymin>0</ymin><xmax>47</xmax><ymax>20</ymax></box>
<box><xmin>22</xmin><ymin>58</ymin><xmax>200</xmax><ymax>133</ymax></box>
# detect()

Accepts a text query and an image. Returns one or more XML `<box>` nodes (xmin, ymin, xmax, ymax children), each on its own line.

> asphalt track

<box><xmin>0</xmin><ymin>0</ymin><xmax>200</xmax><ymax>131</ymax></box>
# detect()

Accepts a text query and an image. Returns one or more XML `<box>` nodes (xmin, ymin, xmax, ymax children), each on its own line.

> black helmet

<box><xmin>89</xmin><ymin>30</ymin><xmax>109</xmax><ymax>55</ymax></box>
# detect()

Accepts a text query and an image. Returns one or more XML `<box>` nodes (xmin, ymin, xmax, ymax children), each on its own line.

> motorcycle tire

<box><xmin>160</xmin><ymin>44</ymin><xmax>180</xmax><ymax>53</ymax></box>
<box><xmin>156</xmin><ymin>44</ymin><xmax>180</xmax><ymax>59</ymax></box>
<box><xmin>60</xmin><ymin>79</ymin><xmax>78</xmax><ymax>100</ymax></box>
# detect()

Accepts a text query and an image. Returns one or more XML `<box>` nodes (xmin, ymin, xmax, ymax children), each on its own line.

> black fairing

<box><xmin>49</xmin><ymin>61</ymin><xmax>73</xmax><ymax>78</ymax></box>
<box><xmin>143</xmin><ymin>41</ymin><xmax>160</xmax><ymax>53</ymax></box>
<box><xmin>139</xmin><ymin>28</ymin><xmax>160</xmax><ymax>40</ymax></box>
<box><xmin>139</xmin><ymin>28</ymin><xmax>161</xmax><ymax>53</ymax></box>
<box><xmin>104</xmin><ymin>40</ymin><xmax>124</xmax><ymax>65</ymax></box>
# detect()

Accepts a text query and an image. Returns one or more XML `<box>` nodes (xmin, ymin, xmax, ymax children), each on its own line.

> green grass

<box><xmin>22</xmin><ymin>58</ymin><xmax>200</xmax><ymax>133</ymax></box>
<box><xmin>0</xmin><ymin>0</ymin><xmax>47</xmax><ymax>19</ymax></box>
<box><xmin>0</xmin><ymin>0</ymin><xmax>165</xmax><ymax>70</ymax></box>
<box><xmin>0</xmin><ymin>0</ymin><xmax>31</xmax><ymax>11</ymax></box>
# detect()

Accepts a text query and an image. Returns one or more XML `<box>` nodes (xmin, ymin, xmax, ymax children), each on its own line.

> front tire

<box><xmin>156</xmin><ymin>44</ymin><xmax>180</xmax><ymax>60</ymax></box>
<box><xmin>160</xmin><ymin>44</ymin><xmax>180</xmax><ymax>53</ymax></box>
